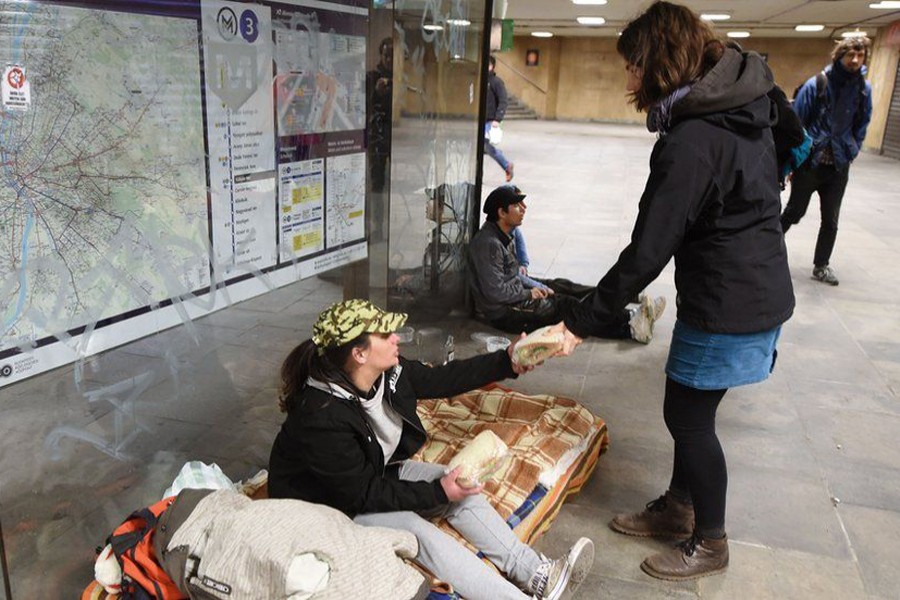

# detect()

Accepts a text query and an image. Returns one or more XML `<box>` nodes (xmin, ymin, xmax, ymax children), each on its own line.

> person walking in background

<box><xmin>559</xmin><ymin>1</ymin><xmax>795</xmax><ymax>581</ymax></box>
<box><xmin>780</xmin><ymin>35</ymin><xmax>873</xmax><ymax>286</ymax></box>
<box><xmin>485</xmin><ymin>55</ymin><xmax>514</xmax><ymax>182</ymax></box>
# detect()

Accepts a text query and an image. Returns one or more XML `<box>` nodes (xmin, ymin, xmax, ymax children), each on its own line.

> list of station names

<box><xmin>202</xmin><ymin>0</ymin><xmax>277</xmax><ymax>277</ymax></box>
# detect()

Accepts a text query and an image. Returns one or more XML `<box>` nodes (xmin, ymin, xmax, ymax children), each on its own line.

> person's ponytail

<box><xmin>278</xmin><ymin>334</ymin><xmax>372</xmax><ymax>413</ymax></box>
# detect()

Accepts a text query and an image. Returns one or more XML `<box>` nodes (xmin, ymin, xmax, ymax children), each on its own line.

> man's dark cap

<box><xmin>482</xmin><ymin>185</ymin><xmax>526</xmax><ymax>216</ymax></box>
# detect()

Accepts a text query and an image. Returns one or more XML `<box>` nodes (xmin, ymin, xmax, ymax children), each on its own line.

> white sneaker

<box><xmin>566</xmin><ymin>537</ymin><xmax>595</xmax><ymax>593</ymax></box>
<box><xmin>629</xmin><ymin>295</ymin><xmax>666</xmax><ymax>344</ymax></box>
<box><xmin>529</xmin><ymin>537</ymin><xmax>595</xmax><ymax>600</ymax></box>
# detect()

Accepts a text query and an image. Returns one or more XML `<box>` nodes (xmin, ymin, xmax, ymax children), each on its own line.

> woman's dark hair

<box><xmin>616</xmin><ymin>1</ymin><xmax>723</xmax><ymax>111</ymax></box>
<box><xmin>278</xmin><ymin>334</ymin><xmax>371</xmax><ymax>412</ymax></box>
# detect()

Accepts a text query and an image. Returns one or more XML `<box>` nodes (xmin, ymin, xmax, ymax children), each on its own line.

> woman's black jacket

<box><xmin>268</xmin><ymin>351</ymin><xmax>517</xmax><ymax>517</ymax></box>
<box><xmin>566</xmin><ymin>49</ymin><xmax>795</xmax><ymax>337</ymax></box>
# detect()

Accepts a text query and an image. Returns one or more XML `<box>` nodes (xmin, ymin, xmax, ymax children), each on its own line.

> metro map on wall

<box><xmin>0</xmin><ymin>0</ymin><xmax>369</xmax><ymax>386</ymax></box>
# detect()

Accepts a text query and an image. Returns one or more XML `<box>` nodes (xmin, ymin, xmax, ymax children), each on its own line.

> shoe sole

<box><xmin>608</xmin><ymin>520</ymin><xmax>692</xmax><ymax>539</ymax></box>
<box><xmin>811</xmin><ymin>276</ymin><xmax>839</xmax><ymax>286</ymax></box>
<box><xmin>640</xmin><ymin>559</ymin><xmax>728</xmax><ymax>581</ymax></box>
<box><xmin>567</xmin><ymin>537</ymin><xmax>595</xmax><ymax>586</ymax></box>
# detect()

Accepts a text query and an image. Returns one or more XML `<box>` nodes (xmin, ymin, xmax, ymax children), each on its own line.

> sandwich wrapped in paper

<box><xmin>512</xmin><ymin>325</ymin><xmax>565</xmax><ymax>367</ymax></box>
<box><xmin>447</xmin><ymin>430</ymin><xmax>510</xmax><ymax>489</ymax></box>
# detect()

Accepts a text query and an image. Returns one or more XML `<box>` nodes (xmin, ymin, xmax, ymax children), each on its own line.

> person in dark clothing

<box><xmin>268</xmin><ymin>299</ymin><xmax>594</xmax><ymax>600</ymax></box>
<box><xmin>557</xmin><ymin>1</ymin><xmax>795</xmax><ymax>581</ymax></box>
<box><xmin>780</xmin><ymin>36</ymin><xmax>873</xmax><ymax>286</ymax></box>
<box><xmin>367</xmin><ymin>38</ymin><xmax>393</xmax><ymax>194</ymax></box>
<box><xmin>366</xmin><ymin>38</ymin><xmax>393</xmax><ymax>238</ymax></box>
<box><xmin>485</xmin><ymin>56</ymin><xmax>514</xmax><ymax>181</ymax></box>
<box><xmin>468</xmin><ymin>185</ymin><xmax>666</xmax><ymax>341</ymax></box>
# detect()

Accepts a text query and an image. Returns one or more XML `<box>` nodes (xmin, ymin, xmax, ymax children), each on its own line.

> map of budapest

<box><xmin>0</xmin><ymin>3</ymin><xmax>209</xmax><ymax>353</ymax></box>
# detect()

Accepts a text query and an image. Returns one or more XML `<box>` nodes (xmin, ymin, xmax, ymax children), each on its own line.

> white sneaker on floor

<box><xmin>529</xmin><ymin>537</ymin><xmax>595</xmax><ymax>599</ymax></box>
<box><xmin>629</xmin><ymin>295</ymin><xmax>667</xmax><ymax>344</ymax></box>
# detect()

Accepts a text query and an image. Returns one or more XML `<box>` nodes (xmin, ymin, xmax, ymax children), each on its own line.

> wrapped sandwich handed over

<box><xmin>447</xmin><ymin>430</ymin><xmax>510</xmax><ymax>489</ymax></box>
<box><xmin>511</xmin><ymin>325</ymin><xmax>565</xmax><ymax>367</ymax></box>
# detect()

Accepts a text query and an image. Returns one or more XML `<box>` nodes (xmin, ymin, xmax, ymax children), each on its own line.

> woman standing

<box><xmin>269</xmin><ymin>299</ymin><xmax>594</xmax><ymax>600</ymax></box>
<box><xmin>562</xmin><ymin>1</ymin><xmax>795</xmax><ymax>581</ymax></box>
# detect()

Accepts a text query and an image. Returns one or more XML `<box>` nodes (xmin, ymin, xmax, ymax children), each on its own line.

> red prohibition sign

<box><xmin>7</xmin><ymin>67</ymin><xmax>25</xmax><ymax>89</ymax></box>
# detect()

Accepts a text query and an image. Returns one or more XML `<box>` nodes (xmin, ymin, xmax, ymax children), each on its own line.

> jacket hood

<box><xmin>672</xmin><ymin>48</ymin><xmax>775</xmax><ymax>132</ymax></box>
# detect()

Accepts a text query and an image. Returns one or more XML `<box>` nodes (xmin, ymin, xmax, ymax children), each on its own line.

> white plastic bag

<box><xmin>488</xmin><ymin>123</ymin><xmax>503</xmax><ymax>145</ymax></box>
<box><xmin>163</xmin><ymin>461</ymin><xmax>237</xmax><ymax>498</ymax></box>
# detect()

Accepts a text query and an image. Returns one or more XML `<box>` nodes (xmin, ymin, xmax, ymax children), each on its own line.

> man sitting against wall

<box><xmin>468</xmin><ymin>184</ymin><xmax>665</xmax><ymax>342</ymax></box>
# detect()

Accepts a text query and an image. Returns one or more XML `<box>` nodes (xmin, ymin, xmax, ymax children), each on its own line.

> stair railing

<box><xmin>495</xmin><ymin>56</ymin><xmax>548</xmax><ymax>96</ymax></box>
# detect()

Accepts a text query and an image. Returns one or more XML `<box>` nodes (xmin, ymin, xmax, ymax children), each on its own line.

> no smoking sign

<box><xmin>2</xmin><ymin>64</ymin><xmax>31</xmax><ymax>111</ymax></box>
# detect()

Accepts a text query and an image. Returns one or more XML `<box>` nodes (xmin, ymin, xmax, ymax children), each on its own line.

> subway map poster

<box><xmin>0</xmin><ymin>0</ymin><xmax>369</xmax><ymax>386</ymax></box>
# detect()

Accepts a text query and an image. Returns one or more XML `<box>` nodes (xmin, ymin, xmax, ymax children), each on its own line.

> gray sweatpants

<box><xmin>354</xmin><ymin>461</ymin><xmax>542</xmax><ymax>600</ymax></box>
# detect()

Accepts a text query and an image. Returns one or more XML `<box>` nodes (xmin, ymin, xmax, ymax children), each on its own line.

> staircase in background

<box><xmin>504</xmin><ymin>93</ymin><xmax>539</xmax><ymax>120</ymax></box>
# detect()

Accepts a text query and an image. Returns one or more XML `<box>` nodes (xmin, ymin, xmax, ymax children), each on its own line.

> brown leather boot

<box><xmin>609</xmin><ymin>492</ymin><xmax>694</xmax><ymax>538</ymax></box>
<box><xmin>640</xmin><ymin>533</ymin><xmax>729</xmax><ymax>581</ymax></box>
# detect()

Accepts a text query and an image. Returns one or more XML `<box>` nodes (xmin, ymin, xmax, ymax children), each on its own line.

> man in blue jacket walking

<box><xmin>780</xmin><ymin>36</ymin><xmax>873</xmax><ymax>286</ymax></box>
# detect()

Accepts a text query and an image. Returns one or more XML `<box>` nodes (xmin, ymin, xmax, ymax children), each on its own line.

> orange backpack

<box><xmin>107</xmin><ymin>496</ymin><xmax>186</xmax><ymax>600</ymax></box>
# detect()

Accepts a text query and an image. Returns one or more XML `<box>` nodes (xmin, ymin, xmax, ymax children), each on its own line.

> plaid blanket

<box><xmin>414</xmin><ymin>383</ymin><xmax>603</xmax><ymax>523</ymax></box>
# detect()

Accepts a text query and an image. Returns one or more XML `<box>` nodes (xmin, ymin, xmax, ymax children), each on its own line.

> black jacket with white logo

<box><xmin>268</xmin><ymin>352</ymin><xmax>516</xmax><ymax>517</ymax></box>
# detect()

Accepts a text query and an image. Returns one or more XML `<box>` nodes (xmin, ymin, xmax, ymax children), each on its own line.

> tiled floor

<box><xmin>2</xmin><ymin>120</ymin><xmax>899</xmax><ymax>598</ymax></box>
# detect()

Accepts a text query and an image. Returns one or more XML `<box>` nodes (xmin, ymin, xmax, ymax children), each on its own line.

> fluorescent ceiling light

<box><xmin>447</xmin><ymin>18</ymin><xmax>471</xmax><ymax>26</ymax></box>
<box><xmin>870</xmin><ymin>1</ymin><xmax>900</xmax><ymax>8</ymax></box>
<box><xmin>576</xmin><ymin>16</ymin><xmax>606</xmax><ymax>25</ymax></box>
<box><xmin>701</xmin><ymin>14</ymin><xmax>731</xmax><ymax>21</ymax></box>
<box><xmin>423</xmin><ymin>24</ymin><xmax>443</xmax><ymax>31</ymax></box>
<box><xmin>795</xmin><ymin>24</ymin><xmax>825</xmax><ymax>32</ymax></box>
<box><xmin>842</xmin><ymin>30</ymin><xmax>868</xmax><ymax>37</ymax></box>
<box><xmin>727</xmin><ymin>31</ymin><xmax>751</xmax><ymax>38</ymax></box>
<box><xmin>572</xmin><ymin>0</ymin><xmax>607</xmax><ymax>4</ymax></box>
<box><xmin>531</xmin><ymin>31</ymin><xmax>554</xmax><ymax>38</ymax></box>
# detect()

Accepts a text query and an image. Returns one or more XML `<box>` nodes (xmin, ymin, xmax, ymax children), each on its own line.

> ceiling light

<box><xmin>576</xmin><ymin>17</ymin><xmax>606</xmax><ymax>25</ymax></box>
<box><xmin>727</xmin><ymin>31</ymin><xmax>751</xmax><ymax>38</ymax></box>
<box><xmin>447</xmin><ymin>18</ymin><xmax>471</xmax><ymax>26</ymax></box>
<box><xmin>842</xmin><ymin>30</ymin><xmax>868</xmax><ymax>37</ymax></box>
<box><xmin>572</xmin><ymin>0</ymin><xmax>607</xmax><ymax>4</ymax></box>
<box><xmin>701</xmin><ymin>14</ymin><xmax>731</xmax><ymax>21</ymax></box>
<box><xmin>531</xmin><ymin>31</ymin><xmax>553</xmax><ymax>38</ymax></box>
<box><xmin>423</xmin><ymin>24</ymin><xmax>443</xmax><ymax>31</ymax></box>
<box><xmin>795</xmin><ymin>24</ymin><xmax>825</xmax><ymax>32</ymax></box>
<box><xmin>870</xmin><ymin>1</ymin><xmax>900</xmax><ymax>8</ymax></box>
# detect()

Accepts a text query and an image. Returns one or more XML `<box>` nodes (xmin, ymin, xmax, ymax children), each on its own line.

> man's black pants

<box><xmin>781</xmin><ymin>162</ymin><xmax>850</xmax><ymax>268</ymax></box>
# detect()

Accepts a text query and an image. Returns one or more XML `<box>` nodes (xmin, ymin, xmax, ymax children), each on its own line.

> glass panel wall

<box><xmin>385</xmin><ymin>0</ymin><xmax>490</xmax><ymax>319</ymax></box>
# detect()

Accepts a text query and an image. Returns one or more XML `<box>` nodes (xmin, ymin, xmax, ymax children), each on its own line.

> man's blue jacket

<box><xmin>793</xmin><ymin>61</ymin><xmax>872</xmax><ymax>168</ymax></box>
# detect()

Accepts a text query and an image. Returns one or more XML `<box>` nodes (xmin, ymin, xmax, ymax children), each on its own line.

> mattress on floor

<box><xmin>414</xmin><ymin>382</ymin><xmax>608</xmax><ymax>550</ymax></box>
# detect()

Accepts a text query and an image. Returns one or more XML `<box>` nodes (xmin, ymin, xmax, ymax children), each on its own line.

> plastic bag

<box><xmin>163</xmin><ymin>461</ymin><xmax>237</xmax><ymax>498</ymax></box>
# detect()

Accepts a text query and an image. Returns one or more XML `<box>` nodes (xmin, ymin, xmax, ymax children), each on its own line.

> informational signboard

<box><xmin>0</xmin><ymin>0</ymin><xmax>370</xmax><ymax>387</ymax></box>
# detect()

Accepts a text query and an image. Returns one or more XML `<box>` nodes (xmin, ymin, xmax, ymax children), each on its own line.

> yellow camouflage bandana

<box><xmin>312</xmin><ymin>299</ymin><xmax>407</xmax><ymax>352</ymax></box>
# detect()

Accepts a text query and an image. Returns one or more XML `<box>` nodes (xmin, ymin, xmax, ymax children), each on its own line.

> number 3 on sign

<box><xmin>240</xmin><ymin>10</ymin><xmax>259</xmax><ymax>43</ymax></box>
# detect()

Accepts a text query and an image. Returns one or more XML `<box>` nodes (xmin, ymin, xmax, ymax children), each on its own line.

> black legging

<box><xmin>663</xmin><ymin>377</ymin><xmax>728</xmax><ymax>538</ymax></box>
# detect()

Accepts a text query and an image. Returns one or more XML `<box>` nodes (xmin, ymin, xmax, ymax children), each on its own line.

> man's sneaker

<box><xmin>629</xmin><ymin>294</ymin><xmax>667</xmax><ymax>344</ymax></box>
<box><xmin>812</xmin><ymin>266</ymin><xmax>839</xmax><ymax>286</ymax></box>
<box><xmin>505</xmin><ymin>162</ymin><xmax>515</xmax><ymax>182</ymax></box>
<box><xmin>528</xmin><ymin>537</ymin><xmax>594</xmax><ymax>600</ymax></box>
<box><xmin>609</xmin><ymin>491</ymin><xmax>694</xmax><ymax>538</ymax></box>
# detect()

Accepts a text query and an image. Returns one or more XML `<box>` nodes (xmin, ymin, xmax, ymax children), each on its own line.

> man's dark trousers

<box><xmin>781</xmin><ymin>162</ymin><xmax>850</xmax><ymax>268</ymax></box>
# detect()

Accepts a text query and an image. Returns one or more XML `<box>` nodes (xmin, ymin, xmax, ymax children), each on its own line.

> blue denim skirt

<box><xmin>665</xmin><ymin>320</ymin><xmax>781</xmax><ymax>390</ymax></box>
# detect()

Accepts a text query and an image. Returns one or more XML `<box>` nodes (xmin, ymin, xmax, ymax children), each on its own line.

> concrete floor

<box><xmin>2</xmin><ymin>120</ymin><xmax>899</xmax><ymax>599</ymax></box>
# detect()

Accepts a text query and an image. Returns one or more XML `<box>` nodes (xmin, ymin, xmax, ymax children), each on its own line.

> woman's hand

<box><xmin>507</xmin><ymin>332</ymin><xmax>536</xmax><ymax>374</ymax></box>
<box><xmin>440</xmin><ymin>466</ymin><xmax>483</xmax><ymax>502</ymax></box>
<box><xmin>547</xmin><ymin>321</ymin><xmax>583</xmax><ymax>356</ymax></box>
